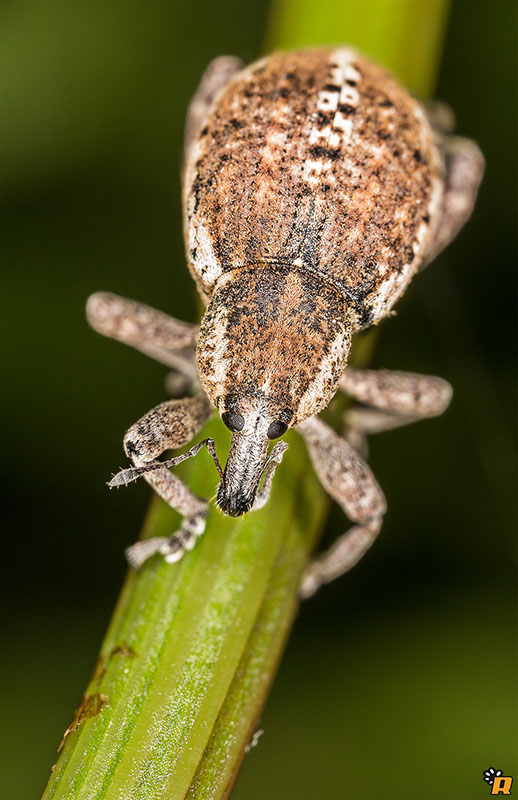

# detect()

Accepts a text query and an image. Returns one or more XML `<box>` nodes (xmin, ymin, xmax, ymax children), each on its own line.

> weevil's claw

<box><xmin>125</xmin><ymin>537</ymin><xmax>167</xmax><ymax>568</ymax></box>
<box><xmin>107</xmin><ymin>466</ymin><xmax>145</xmax><ymax>488</ymax></box>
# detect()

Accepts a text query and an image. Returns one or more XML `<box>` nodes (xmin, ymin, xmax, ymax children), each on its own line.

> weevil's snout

<box><xmin>216</xmin><ymin>425</ymin><xmax>269</xmax><ymax>517</ymax></box>
<box><xmin>216</xmin><ymin>479</ymin><xmax>256</xmax><ymax>517</ymax></box>
<box><xmin>216</xmin><ymin>400</ymin><xmax>290</xmax><ymax>517</ymax></box>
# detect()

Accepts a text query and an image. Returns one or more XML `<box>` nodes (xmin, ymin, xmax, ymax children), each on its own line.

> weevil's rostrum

<box><xmin>87</xmin><ymin>47</ymin><xmax>484</xmax><ymax>594</ymax></box>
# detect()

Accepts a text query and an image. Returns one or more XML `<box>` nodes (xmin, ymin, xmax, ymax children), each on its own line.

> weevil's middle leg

<box><xmin>421</xmin><ymin>133</ymin><xmax>485</xmax><ymax>267</ymax></box>
<box><xmin>339</xmin><ymin>367</ymin><xmax>452</xmax><ymax>451</ymax></box>
<box><xmin>117</xmin><ymin>393</ymin><xmax>216</xmax><ymax>568</ymax></box>
<box><xmin>86</xmin><ymin>292</ymin><xmax>199</xmax><ymax>383</ymax></box>
<box><xmin>297</xmin><ymin>416</ymin><xmax>386</xmax><ymax>598</ymax></box>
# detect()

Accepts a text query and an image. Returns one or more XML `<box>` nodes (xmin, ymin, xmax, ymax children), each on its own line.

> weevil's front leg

<box><xmin>184</xmin><ymin>56</ymin><xmax>244</xmax><ymax>163</ymax></box>
<box><xmin>423</xmin><ymin>100</ymin><xmax>456</xmax><ymax>135</ymax></box>
<box><xmin>339</xmin><ymin>367</ymin><xmax>452</xmax><ymax>448</ymax></box>
<box><xmin>117</xmin><ymin>393</ymin><xmax>216</xmax><ymax>568</ymax></box>
<box><xmin>297</xmin><ymin>417</ymin><xmax>386</xmax><ymax>598</ymax></box>
<box><xmin>86</xmin><ymin>292</ymin><xmax>198</xmax><ymax>381</ymax></box>
<box><xmin>252</xmin><ymin>442</ymin><xmax>289</xmax><ymax>511</ymax></box>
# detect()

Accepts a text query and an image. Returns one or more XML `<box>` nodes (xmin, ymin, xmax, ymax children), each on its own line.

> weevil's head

<box><xmin>196</xmin><ymin>267</ymin><xmax>353</xmax><ymax>516</ymax></box>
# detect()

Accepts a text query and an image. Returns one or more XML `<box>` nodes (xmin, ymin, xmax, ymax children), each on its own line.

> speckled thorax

<box><xmin>196</xmin><ymin>264</ymin><xmax>353</xmax><ymax>425</ymax></box>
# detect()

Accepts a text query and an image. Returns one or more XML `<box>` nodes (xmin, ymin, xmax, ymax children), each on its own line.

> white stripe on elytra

<box><xmin>304</xmin><ymin>49</ymin><xmax>361</xmax><ymax>187</ymax></box>
<box><xmin>189</xmin><ymin>220</ymin><xmax>222</xmax><ymax>288</ymax></box>
<box><xmin>199</xmin><ymin>302</ymin><xmax>231</xmax><ymax>398</ymax></box>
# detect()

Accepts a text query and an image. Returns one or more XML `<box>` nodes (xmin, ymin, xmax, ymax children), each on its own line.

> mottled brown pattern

<box><xmin>184</xmin><ymin>47</ymin><xmax>443</xmax><ymax>327</ymax></box>
<box><xmin>196</xmin><ymin>266</ymin><xmax>353</xmax><ymax>424</ymax></box>
<box><xmin>124</xmin><ymin>395</ymin><xmax>212</xmax><ymax>462</ymax></box>
<box><xmin>86</xmin><ymin>47</ymin><xmax>483</xmax><ymax>571</ymax></box>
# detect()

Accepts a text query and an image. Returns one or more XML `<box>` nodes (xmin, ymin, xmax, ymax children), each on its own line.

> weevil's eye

<box><xmin>267</xmin><ymin>420</ymin><xmax>288</xmax><ymax>440</ymax></box>
<box><xmin>222</xmin><ymin>411</ymin><xmax>245</xmax><ymax>432</ymax></box>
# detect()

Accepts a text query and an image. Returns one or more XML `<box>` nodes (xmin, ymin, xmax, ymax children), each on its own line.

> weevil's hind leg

<box><xmin>344</xmin><ymin>408</ymin><xmax>418</xmax><ymax>455</ymax></box>
<box><xmin>339</xmin><ymin>367</ymin><xmax>452</xmax><ymax>451</ymax></box>
<box><xmin>297</xmin><ymin>417</ymin><xmax>386</xmax><ymax>598</ymax></box>
<box><xmin>86</xmin><ymin>292</ymin><xmax>199</xmax><ymax>383</ymax></box>
<box><xmin>423</xmin><ymin>100</ymin><xmax>456</xmax><ymax>135</ymax></box>
<box><xmin>422</xmin><ymin>134</ymin><xmax>485</xmax><ymax>267</ymax></box>
<box><xmin>184</xmin><ymin>56</ymin><xmax>244</xmax><ymax>162</ymax></box>
<box><xmin>304</xmin><ymin>368</ymin><xmax>453</xmax><ymax>593</ymax></box>
<box><xmin>118</xmin><ymin>393</ymin><xmax>215</xmax><ymax>568</ymax></box>
<box><xmin>165</xmin><ymin>369</ymin><xmax>198</xmax><ymax>398</ymax></box>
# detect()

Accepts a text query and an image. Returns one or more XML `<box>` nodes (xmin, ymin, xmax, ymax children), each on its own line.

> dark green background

<box><xmin>2</xmin><ymin>2</ymin><xmax>516</xmax><ymax>798</ymax></box>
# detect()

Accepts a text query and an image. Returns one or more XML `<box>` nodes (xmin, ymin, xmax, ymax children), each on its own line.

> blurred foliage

<box><xmin>267</xmin><ymin>0</ymin><xmax>448</xmax><ymax>95</ymax></box>
<box><xmin>2</xmin><ymin>1</ymin><xmax>516</xmax><ymax>799</ymax></box>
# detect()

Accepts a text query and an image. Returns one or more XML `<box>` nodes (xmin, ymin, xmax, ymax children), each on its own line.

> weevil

<box><xmin>87</xmin><ymin>48</ymin><xmax>484</xmax><ymax>596</ymax></box>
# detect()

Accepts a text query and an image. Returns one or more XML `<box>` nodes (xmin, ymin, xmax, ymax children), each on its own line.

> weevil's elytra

<box><xmin>87</xmin><ymin>47</ymin><xmax>484</xmax><ymax>592</ymax></box>
<box><xmin>184</xmin><ymin>49</ymin><xmax>442</xmax><ymax>320</ymax></box>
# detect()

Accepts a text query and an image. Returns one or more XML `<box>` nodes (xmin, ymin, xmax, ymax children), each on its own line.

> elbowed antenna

<box><xmin>107</xmin><ymin>438</ymin><xmax>224</xmax><ymax>488</ymax></box>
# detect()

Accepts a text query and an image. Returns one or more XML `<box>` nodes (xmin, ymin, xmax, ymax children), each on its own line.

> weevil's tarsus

<box><xmin>126</xmin><ymin>514</ymin><xmax>206</xmax><ymax>569</ymax></box>
<box><xmin>300</xmin><ymin>518</ymin><xmax>383</xmax><ymax>599</ymax></box>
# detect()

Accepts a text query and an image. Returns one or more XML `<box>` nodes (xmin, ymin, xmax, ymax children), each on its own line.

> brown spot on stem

<box><xmin>58</xmin><ymin>693</ymin><xmax>109</xmax><ymax>751</ymax></box>
<box><xmin>89</xmin><ymin>654</ymin><xmax>106</xmax><ymax>688</ymax></box>
<box><xmin>110</xmin><ymin>642</ymin><xmax>137</xmax><ymax>660</ymax></box>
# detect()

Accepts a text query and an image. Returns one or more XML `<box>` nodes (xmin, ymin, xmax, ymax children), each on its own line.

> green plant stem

<box><xmin>43</xmin><ymin>2</ymin><xmax>449</xmax><ymax>798</ymax></box>
<box><xmin>43</xmin><ymin>423</ymin><xmax>327</xmax><ymax>800</ymax></box>
<box><xmin>266</xmin><ymin>0</ymin><xmax>449</xmax><ymax>96</ymax></box>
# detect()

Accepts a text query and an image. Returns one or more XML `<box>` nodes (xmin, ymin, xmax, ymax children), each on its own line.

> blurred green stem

<box><xmin>42</xmin><ymin>2</ymin><xmax>448</xmax><ymax>798</ymax></box>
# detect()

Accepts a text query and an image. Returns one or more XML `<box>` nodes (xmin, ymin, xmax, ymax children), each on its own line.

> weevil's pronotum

<box><xmin>87</xmin><ymin>48</ymin><xmax>484</xmax><ymax>596</ymax></box>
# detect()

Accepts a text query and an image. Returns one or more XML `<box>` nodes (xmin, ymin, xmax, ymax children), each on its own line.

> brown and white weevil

<box><xmin>87</xmin><ymin>48</ymin><xmax>484</xmax><ymax>596</ymax></box>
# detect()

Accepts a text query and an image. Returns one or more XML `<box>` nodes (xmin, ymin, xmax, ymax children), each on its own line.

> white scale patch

<box><xmin>189</xmin><ymin>220</ymin><xmax>222</xmax><ymax>288</ymax></box>
<box><xmin>297</xmin><ymin>326</ymin><xmax>348</xmax><ymax>420</ymax></box>
<box><xmin>316</xmin><ymin>91</ymin><xmax>339</xmax><ymax>112</ymax></box>
<box><xmin>303</xmin><ymin>49</ymin><xmax>360</xmax><ymax>188</ymax></box>
<box><xmin>199</xmin><ymin>302</ymin><xmax>231</xmax><ymax>399</ymax></box>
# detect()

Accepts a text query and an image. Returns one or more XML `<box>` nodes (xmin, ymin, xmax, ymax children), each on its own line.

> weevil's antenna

<box><xmin>253</xmin><ymin>441</ymin><xmax>289</xmax><ymax>510</ymax></box>
<box><xmin>107</xmin><ymin>438</ymin><xmax>224</xmax><ymax>488</ymax></box>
